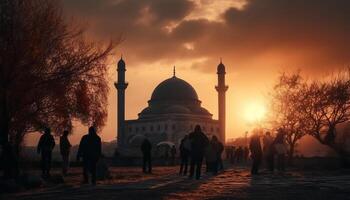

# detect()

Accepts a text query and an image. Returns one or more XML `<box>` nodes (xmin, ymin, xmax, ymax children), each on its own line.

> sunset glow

<box><xmin>243</xmin><ymin>102</ymin><xmax>267</xmax><ymax>123</ymax></box>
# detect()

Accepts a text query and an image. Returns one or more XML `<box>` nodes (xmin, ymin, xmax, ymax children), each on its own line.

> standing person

<box><xmin>189</xmin><ymin>125</ymin><xmax>209</xmax><ymax>180</ymax></box>
<box><xmin>274</xmin><ymin>129</ymin><xmax>287</xmax><ymax>172</ymax></box>
<box><xmin>249</xmin><ymin>133</ymin><xmax>262</xmax><ymax>175</ymax></box>
<box><xmin>60</xmin><ymin>130</ymin><xmax>71</xmax><ymax>175</ymax></box>
<box><xmin>141</xmin><ymin>138</ymin><xmax>152</xmax><ymax>173</ymax></box>
<box><xmin>235</xmin><ymin>146</ymin><xmax>243</xmax><ymax>163</ymax></box>
<box><xmin>243</xmin><ymin>146</ymin><xmax>250</xmax><ymax>163</ymax></box>
<box><xmin>77</xmin><ymin>126</ymin><xmax>101</xmax><ymax>185</ymax></box>
<box><xmin>263</xmin><ymin>131</ymin><xmax>274</xmax><ymax>171</ymax></box>
<box><xmin>215</xmin><ymin>136</ymin><xmax>224</xmax><ymax>171</ymax></box>
<box><xmin>170</xmin><ymin>145</ymin><xmax>176</xmax><ymax>165</ymax></box>
<box><xmin>206</xmin><ymin>138</ymin><xmax>217</xmax><ymax>174</ymax></box>
<box><xmin>37</xmin><ymin>128</ymin><xmax>55</xmax><ymax>178</ymax></box>
<box><xmin>230</xmin><ymin>146</ymin><xmax>236</xmax><ymax>164</ymax></box>
<box><xmin>179</xmin><ymin>135</ymin><xmax>191</xmax><ymax>175</ymax></box>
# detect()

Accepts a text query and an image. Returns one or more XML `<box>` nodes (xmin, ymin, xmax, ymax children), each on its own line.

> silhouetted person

<box><xmin>60</xmin><ymin>130</ymin><xmax>71</xmax><ymax>175</ymax></box>
<box><xmin>170</xmin><ymin>145</ymin><xmax>176</xmax><ymax>165</ymax></box>
<box><xmin>179</xmin><ymin>135</ymin><xmax>191</xmax><ymax>175</ymax></box>
<box><xmin>217</xmin><ymin>137</ymin><xmax>224</xmax><ymax>171</ymax></box>
<box><xmin>243</xmin><ymin>146</ymin><xmax>249</xmax><ymax>162</ymax></box>
<box><xmin>263</xmin><ymin>131</ymin><xmax>274</xmax><ymax>171</ymax></box>
<box><xmin>141</xmin><ymin>138</ymin><xmax>152</xmax><ymax>173</ymax></box>
<box><xmin>249</xmin><ymin>134</ymin><xmax>262</xmax><ymax>175</ymax></box>
<box><xmin>235</xmin><ymin>146</ymin><xmax>244</xmax><ymax>163</ymax></box>
<box><xmin>77</xmin><ymin>126</ymin><xmax>101</xmax><ymax>185</ymax></box>
<box><xmin>189</xmin><ymin>125</ymin><xmax>209</xmax><ymax>179</ymax></box>
<box><xmin>225</xmin><ymin>146</ymin><xmax>230</xmax><ymax>160</ymax></box>
<box><xmin>37</xmin><ymin>128</ymin><xmax>55</xmax><ymax>178</ymax></box>
<box><xmin>274</xmin><ymin>129</ymin><xmax>287</xmax><ymax>172</ymax></box>
<box><xmin>207</xmin><ymin>136</ymin><xmax>220</xmax><ymax>174</ymax></box>
<box><xmin>230</xmin><ymin>146</ymin><xmax>236</xmax><ymax>164</ymax></box>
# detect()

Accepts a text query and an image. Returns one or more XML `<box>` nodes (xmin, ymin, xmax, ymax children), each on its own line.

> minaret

<box><xmin>215</xmin><ymin>59</ymin><xmax>228</xmax><ymax>143</ymax></box>
<box><xmin>114</xmin><ymin>56</ymin><xmax>128</xmax><ymax>148</ymax></box>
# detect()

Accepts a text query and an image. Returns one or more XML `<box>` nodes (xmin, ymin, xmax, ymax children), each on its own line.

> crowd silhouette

<box><xmin>35</xmin><ymin>124</ymin><xmax>288</xmax><ymax>185</ymax></box>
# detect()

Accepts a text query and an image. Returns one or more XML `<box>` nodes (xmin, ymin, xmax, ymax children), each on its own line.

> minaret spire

<box><xmin>114</xmin><ymin>56</ymin><xmax>128</xmax><ymax>149</ymax></box>
<box><xmin>215</xmin><ymin>59</ymin><xmax>228</xmax><ymax>143</ymax></box>
<box><xmin>173</xmin><ymin>66</ymin><xmax>176</xmax><ymax>77</ymax></box>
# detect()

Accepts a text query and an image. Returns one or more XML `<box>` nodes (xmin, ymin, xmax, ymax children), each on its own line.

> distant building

<box><xmin>115</xmin><ymin>58</ymin><xmax>228</xmax><ymax>156</ymax></box>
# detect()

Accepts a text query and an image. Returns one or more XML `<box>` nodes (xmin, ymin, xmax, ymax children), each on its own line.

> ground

<box><xmin>3</xmin><ymin>165</ymin><xmax>350</xmax><ymax>200</ymax></box>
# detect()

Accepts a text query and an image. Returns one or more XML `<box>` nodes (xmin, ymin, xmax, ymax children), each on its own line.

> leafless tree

<box><xmin>301</xmin><ymin>71</ymin><xmax>350</xmax><ymax>164</ymax></box>
<box><xmin>269</xmin><ymin>72</ymin><xmax>307</xmax><ymax>164</ymax></box>
<box><xmin>0</xmin><ymin>0</ymin><xmax>118</xmax><ymax>176</ymax></box>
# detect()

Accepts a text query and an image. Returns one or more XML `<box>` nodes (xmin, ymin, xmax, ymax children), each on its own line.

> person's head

<box><xmin>44</xmin><ymin>127</ymin><xmax>51</xmax><ymax>135</ymax></box>
<box><xmin>194</xmin><ymin>125</ymin><xmax>201</xmax><ymax>132</ymax></box>
<box><xmin>63</xmin><ymin>130</ymin><xmax>69</xmax><ymax>137</ymax></box>
<box><xmin>183</xmin><ymin>135</ymin><xmax>188</xmax><ymax>139</ymax></box>
<box><xmin>266</xmin><ymin>131</ymin><xmax>271</xmax><ymax>136</ymax></box>
<box><xmin>88</xmin><ymin>126</ymin><xmax>96</xmax><ymax>135</ymax></box>
<box><xmin>212</xmin><ymin>135</ymin><xmax>218</xmax><ymax>142</ymax></box>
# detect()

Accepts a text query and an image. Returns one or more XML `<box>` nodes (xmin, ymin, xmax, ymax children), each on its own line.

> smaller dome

<box><xmin>165</xmin><ymin>105</ymin><xmax>191</xmax><ymax>114</ymax></box>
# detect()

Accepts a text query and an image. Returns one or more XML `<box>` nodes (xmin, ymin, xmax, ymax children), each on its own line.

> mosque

<box><xmin>115</xmin><ymin>58</ymin><xmax>228</xmax><ymax>156</ymax></box>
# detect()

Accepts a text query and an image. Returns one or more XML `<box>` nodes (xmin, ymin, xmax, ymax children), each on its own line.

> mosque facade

<box><xmin>115</xmin><ymin>58</ymin><xmax>228</xmax><ymax>156</ymax></box>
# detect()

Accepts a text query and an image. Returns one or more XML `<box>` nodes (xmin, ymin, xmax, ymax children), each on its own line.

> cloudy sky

<box><xmin>25</xmin><ymin>0</ymin><xmax>350</xmax><ymax>145</ymax></box>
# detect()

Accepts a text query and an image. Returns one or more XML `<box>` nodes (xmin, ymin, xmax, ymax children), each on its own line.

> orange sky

<box><xmin>25</xmin><ymin>0</ymin><xmax>350</xmax><ymax>146</ymax></box>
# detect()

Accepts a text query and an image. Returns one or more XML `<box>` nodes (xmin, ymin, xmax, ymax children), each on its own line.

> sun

<box><xmin>244</xmin><ymin>101</ymin><xmax>267</xmax><ymax>123</ymax></box>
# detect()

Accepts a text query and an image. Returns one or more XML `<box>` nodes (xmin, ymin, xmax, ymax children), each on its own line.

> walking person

<box><xmin>141</xmin><ymin>138</ymin><xmax>152</xmax><ymax>173</ymax></box>
<box><xmin>179</xmin><ymin>135</ymin><xmax>190</xmax><ymax>175</ymax></box>
<box><xmin>60</xmin><ymin>130</ymin><xmax>71</xmax><ymax>175</ymax></box>
<box><xmin>263</xmin><ymin>131</ymin><xmax>274</xmax><ymax>172</ymax></box>
<box><xmin>37</xmin><ymin>128</ymin><xmax>55</xmax><ymax>178</ymax></box>
<box><xmin>189</xmin><ymin>125</ymin><xmax>209</xmax><ymax>180</ymax></box>
<box><xmin>249</xmin><ymin>132</ymin><xmax>262</xmax><ymax>175</ymax></box>
<box><xmin>274</xmin><ymin>129</ymin><xmax>287</xmax><ymax>172</ymax></box>
<box><xmin>207</xmin><ymin>136</ymin><xmax>220</xmax><ymax>174</ymax></box>
<box><xmin>77</xmin><ymin>126</ymin><xmax>102</xmax><ymax>185</ymax></box>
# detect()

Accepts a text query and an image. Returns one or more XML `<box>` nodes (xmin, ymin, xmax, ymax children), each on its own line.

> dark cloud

<box><xmin>62</xmin><ymin>0</ymin><xmax>350</xmax><ymax>73</ymax></box>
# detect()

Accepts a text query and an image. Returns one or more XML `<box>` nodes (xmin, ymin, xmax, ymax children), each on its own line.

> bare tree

<box><xmin>269</xmin><ymin>72</ymin><xmax>307</xmax><ymax>164</ymax></box>
<box><xmin>301</xmin><ymin>71</ymin><xmax>350</xmax><ymax>164</ymax></box>
<box><xmin>0</xmin><ymin>0</ymin><xmax>118</xmax><ymax>177</ymax></box>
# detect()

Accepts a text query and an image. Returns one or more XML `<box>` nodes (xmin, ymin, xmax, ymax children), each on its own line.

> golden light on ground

<box><xmin>243</xmin><ymin>101</ymin><xmax>267</xmax><ymax>124</ymax></box>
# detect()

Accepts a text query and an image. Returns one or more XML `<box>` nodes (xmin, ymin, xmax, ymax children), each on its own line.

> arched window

<box><xmin>172</xmin><ymin>124</ymin><xmax>176</xmax><ymax>130</ymax></box>
<box><xmin>157</xmin><ymin>125</ymin><xmax>161</xmax><ymax>131</ymax></box>
<box><xmin>165</xmin><ymin>124</ymin><xmax>168</xmax><ymax>130</ymax></box>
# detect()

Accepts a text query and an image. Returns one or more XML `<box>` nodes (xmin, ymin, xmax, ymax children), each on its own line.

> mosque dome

<box><xmin>165</xmin><ymin>105</ymin><xmax>191</xmax><ymax>114</ymax></box>
<box><xmin>150</xmin><ymin>76</ymin><xmax>199</xmax><ymax>103</ymax></box>
<box><xmin>138</xmin><ymin>75</ymin><xmax>212</xmax><ymax>119</ymax></box>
